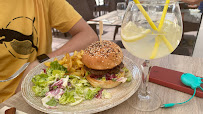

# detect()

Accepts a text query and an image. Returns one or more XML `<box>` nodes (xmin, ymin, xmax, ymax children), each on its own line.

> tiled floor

<box><xmin>52</xmin><ymin>34</ymin><xmax>69</xmax><ymax>51</ymax></box>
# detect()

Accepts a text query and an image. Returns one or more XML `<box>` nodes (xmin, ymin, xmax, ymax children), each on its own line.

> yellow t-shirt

<box><xmin>0</xmin><ymin>0</ymin><xmax>82</xmax><ymax>103</ymax></box>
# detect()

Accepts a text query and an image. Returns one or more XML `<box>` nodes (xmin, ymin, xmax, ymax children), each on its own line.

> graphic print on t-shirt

<box><xmin>0</xmin><ymin>16</ymin><xmax>38</xmax><ymax>59</ymax></box>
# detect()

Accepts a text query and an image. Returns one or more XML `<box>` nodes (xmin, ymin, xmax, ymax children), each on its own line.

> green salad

<box><xmin>32</xmin><ymin>61</ymin><xmax>107</xmax><ymax>108</ymax></box>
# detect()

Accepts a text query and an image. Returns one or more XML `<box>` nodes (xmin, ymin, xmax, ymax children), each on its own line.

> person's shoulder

<box><xmin>34</xmin><ymin>0</ymin><xmax>65</xmax><ymax>3</ymax></box>
<box><xmin>36</xmin><ymin>0</ymin><xmax>67</xmax><ymax>6</ymax></box>
<box><xmin>44</xmin><ymin>0</ymin><xmax>66</xmax><ymax>3</ymax></box>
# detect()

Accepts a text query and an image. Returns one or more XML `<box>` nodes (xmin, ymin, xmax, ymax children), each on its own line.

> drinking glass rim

<box><xmin>117</xmin><ymin>2</ymin><xmax>126</xmax><ymax>4</ymax></box>
<box><xmin>129</xmin><ymin>0</ymin><xmax>178</xmax><ymax>5</ymax></box>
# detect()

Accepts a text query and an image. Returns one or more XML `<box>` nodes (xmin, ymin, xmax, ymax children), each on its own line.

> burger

<box><xmin>82</xmin><ymin>40</ymin><xmax>131</xmax><ymax>88</ymax></box>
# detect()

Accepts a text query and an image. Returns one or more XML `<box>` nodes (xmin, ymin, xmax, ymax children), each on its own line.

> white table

<box><xmin>88</xmin><ymin>11</ymin><xmax>122</xmax><ymax>40</ymax></box>
<box><xmin>1</xmin><ymin>50</ymin><xmax>203</xmax><ymax>114</ymax></box>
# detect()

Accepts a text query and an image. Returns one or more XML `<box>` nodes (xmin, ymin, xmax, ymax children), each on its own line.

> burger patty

<box><xmin>84</xmin><ymin>62</ymin><xmax>124</xmax><ymax>75</ymax></box>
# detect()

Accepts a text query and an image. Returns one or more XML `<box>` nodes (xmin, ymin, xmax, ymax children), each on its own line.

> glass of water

<box><xmin>117</xmin><ymin>2</ymin><xmax>127</xmax><ymax>20</ymax></box>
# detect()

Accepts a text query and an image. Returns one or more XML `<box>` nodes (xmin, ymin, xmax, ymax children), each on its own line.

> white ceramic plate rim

<box><xmin>21</xmin><ymin>53</ymin><xmax>141</xmax><ymax>114</ymax></box>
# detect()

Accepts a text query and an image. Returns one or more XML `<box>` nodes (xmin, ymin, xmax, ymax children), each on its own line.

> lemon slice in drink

<box><xmin>157</xmin><ymin>20</ymin><xmax>177</xmax><ymax>32</ymax></box>
<box><xmin>121</xmin><ymin>22</ymin><xmax>151</xmax><ymax>42</ymax></box>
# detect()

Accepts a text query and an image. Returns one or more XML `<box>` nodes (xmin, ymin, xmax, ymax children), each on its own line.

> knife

<box><xmin>0</xmin><ymin>62</ymin><xmax>30</xmax><ymax>82</ymax></box>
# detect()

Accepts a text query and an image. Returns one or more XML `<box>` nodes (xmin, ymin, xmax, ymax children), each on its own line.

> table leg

<box><xmin>113</xmin><ymin>25</ymin><xmax>121</xmax><ymax>40</ymax></box>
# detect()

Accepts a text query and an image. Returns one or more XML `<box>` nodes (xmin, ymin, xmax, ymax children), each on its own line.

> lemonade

<box><xmin>121</xmin><ymin>20</ymin><xmax>182</xmax><ymax>60</ymax></box>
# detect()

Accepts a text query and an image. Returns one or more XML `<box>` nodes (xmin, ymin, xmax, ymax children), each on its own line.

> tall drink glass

<box><xmin>121</xmin><ymin>0</ymin><xmax>183</xmax><ymax>111</ymax></box>
<box><xmin>117</xmin><ymin>2</ymin><xmax>127</xmax><ymax>20</ymax></box>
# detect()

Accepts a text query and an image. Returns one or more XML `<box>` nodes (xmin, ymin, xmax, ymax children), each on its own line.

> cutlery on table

<box><xmin>0</xmin><ymin>62</ymin><xmax>30</xmax><ymax>82</ymax></box>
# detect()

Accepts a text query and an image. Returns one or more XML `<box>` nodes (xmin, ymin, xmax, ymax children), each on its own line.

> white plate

<box><xmin>21</xmin><ymin>54</ymin><xmax>141</xmax><ymax>114</ymax></box>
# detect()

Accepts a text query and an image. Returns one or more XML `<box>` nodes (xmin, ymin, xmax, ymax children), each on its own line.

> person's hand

<box><xmin>181</xmin><ymin>0</ymin><xmax>203</xmax><ymax>5</ymax></box>
<box><xmin>188</xmin><ymin>4</ymin><xmax>199</xmax><ymax>9</ymax></box>
<box><xmin>15</xmin><ymin>60</ymin><xmax>40</xmax><ymax>93</ymax></box>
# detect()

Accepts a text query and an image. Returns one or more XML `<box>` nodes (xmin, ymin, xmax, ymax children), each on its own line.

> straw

<box><xmin>133</xmin><ymin>0</ymin><xmax>173</xmax><ymax>51</ymax></box>
<box><xmin>133</xmin><ymin>0</ymin><xmax>158</xmax><ymax>31</ymax></box>
<box><xmin>133</xmin><ymin>0</ymin><xmax>170</xmax><ymax>31</ymax></box>
<box><xmin>132</xmin><ymin>0</ymin><xmax>173</xmax><ymax>59</ymax></box>
<box><xmin>99</xmin><ymin>21</ymin><xmax>103</xmax><ymax>46</ymax></box>
<box><xmin>158</xmin><ymin>0</ymin><xmax>171</xmax><ymax>31</ymax></box>
<box><xmin>161</xmin><ymin>35</ymin><xmax>174</xmax><ymax>51</ymax></box>
<box><xmin>150</xmin><ymin>0</ymin><xmax>173</xmax><ymax>59</ymax></box>
<box><xmin>150</xmin><ymin>36</ymin><xmax>161</xmax><ymax>59</ymax></box>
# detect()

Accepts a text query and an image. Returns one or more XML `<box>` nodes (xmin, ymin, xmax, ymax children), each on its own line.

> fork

<box><xmin>0</xmin><ymin>62</ymin><xmax>30</xmax><ymax>82</ymax></box>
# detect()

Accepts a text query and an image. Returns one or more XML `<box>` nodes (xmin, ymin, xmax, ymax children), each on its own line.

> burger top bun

<box><xmin>82</xmin><ymin>40</ymin><xmax>123</xmax><ymax>70</ymax></box>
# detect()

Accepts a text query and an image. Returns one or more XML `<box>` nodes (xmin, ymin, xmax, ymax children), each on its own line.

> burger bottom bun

<box><xmin>86</xmin><ymin>75</ymin><xmax>121</xmax><ymax>88</ymax></box>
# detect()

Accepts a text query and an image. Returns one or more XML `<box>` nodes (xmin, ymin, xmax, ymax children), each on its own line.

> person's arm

<box><xmin>15</xmin><ymin>18</ymin><xmax>98</xmax><ymax>92</ymax></box>
<box><xmin>48</xmin><ymin>18</ymin><xmax>98</xmax><ymax>58</ymax></box>
<box><xmin>181</xmin><ymin>0</ymin><xmax>203</xmax><ymax>5</ymax></box>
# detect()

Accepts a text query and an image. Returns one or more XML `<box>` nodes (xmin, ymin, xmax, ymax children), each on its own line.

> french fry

<box><xmin>44</xmin><ymin>62</ymin><xmax>51</xmax><ymax>67</ymax></box>
<box><xmin>76</xmin><ymin>59</ymin><xmax>83</xmax><ymax>68</ymax></box>
<box><xmin>71</xmin><ymin>70</ymin><xmax>81</xmax><ymax>76</ymax></box>
<box><xmin>76</xmin><ymin>54</ymin><xmax>82</xmax><ymax>59</ymax></box>
<box><xmin>49</xmin><ymin>50</ymin><xmax>85</xmax><ymax>76</ymax></box>
<box><xmin>63</xmin><ymin>64</ymin><xmax>68</xmax><ymax>68</ymax></box>
<box><xmin>80</xmin><ymin>50</ymin><xmax>84</xmax><ymax>55</ymax></box>
<box><xmin>54</xmin><ymin>58</ymin><xmax>58</xmax><ymax>61</ymax></box>
<box><xmin>70</xmin><ymin>67</ymin><xmax>76</xmax><ymax>73</ymax></box>
<box><xmin>58</xmin><ymin>60</ymin><xmax>65</xmax><ymax>65</ymax></box>
<box><xmin>66</xmin><ymin>53</ymin><xmax>70</xmax><ymax>60</ymax></box>
<box><xmin>73</xmin><ymin>51</ymin><xmax>78</xmax><ymax>57</ymax></box>
<box><xmin>73</xmin><ymin>65</ymin><xmax>79</xmax><ymax>70</ymax></box>
<box><xmin>80</xmin><ymin>67</ymin><xmax>85</xmax><ymax>76</ymax></box>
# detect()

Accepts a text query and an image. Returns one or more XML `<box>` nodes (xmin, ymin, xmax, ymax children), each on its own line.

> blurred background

<box><xmin>52</xmin><ymin>0</ymin><xmax>202</xmax><ymax>57</ymax></box>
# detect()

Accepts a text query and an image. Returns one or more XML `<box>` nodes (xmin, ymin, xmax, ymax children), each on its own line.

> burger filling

<box><xmin>84</xmin><ymin>62</ymin><xmax>131</xmax><ymax>82</ymax></box>
<box><xmin>84</xmin><ymin>62</ymin><xmax>124</xmax><ymax>75</ymax></box>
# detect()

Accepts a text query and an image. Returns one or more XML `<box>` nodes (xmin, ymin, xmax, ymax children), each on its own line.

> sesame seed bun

<box><xmin>82</xmin><ymin>40</ymin><xmax>123</xmax><ymax>70</ymax></box>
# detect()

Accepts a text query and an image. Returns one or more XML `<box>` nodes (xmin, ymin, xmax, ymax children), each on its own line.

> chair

<box><xmin>52</xmin><ymin>0</ymin><xmax>97</xmax><ymax>37</ymax></box>
<box><xmin>65</xmin><ymin>0</ymin><xmax>97</xmax><ymax>34</ymax></box>
<box><xmin>95</xmin><ymin>0</ymin><xmax>111</xmax><ymax>16</ymax></box>
<box><xmin>173</xmin><ymin>2</ymin><xmax>203</xmax><ymax>56</ymax></box>
<box><xmin>67</xmin><ymin>0</ymin><xmax>95</xmax><ymax>21</ymax></box>
<box><xmin>112</xmin><ymin>0</ymin><xmax>126</xmax><ymax>40</ymax></box>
